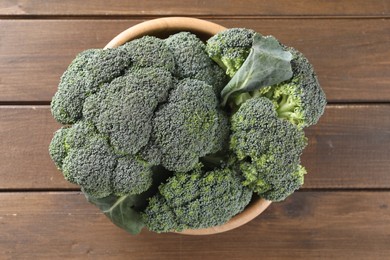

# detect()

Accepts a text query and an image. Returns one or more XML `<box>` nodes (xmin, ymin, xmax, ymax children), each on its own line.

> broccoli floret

<box><xmin>142</xmin><ymin>166</ymin><xmax>252</xmax><ymax>233</ymax></box>
<box><xmin>164</xmin><ymin>32</ymin><xmax>229</xmax><ymax>94</ymax></box>
<box><xmin>54</xmin><ymin>121</ymin><xmax>153</xmax><ymax>198</ymax></box>
<box><xmin>121</xmin><ymin>36</ymin><xmax>175</xmax><ymax>73</ymax></box>
<box><xmin>193</xmin><ymin>64</ymin><xmax>229</xmax><ymax>95</ymax></box>
<box><xmin>112</xmin><ymin>156</ymin><xmax>153</xmax><ymax>196</ymax></box>
<box><xmin>206</xmin><ymin>28</ymin><xmax>256</xmax><ymax>77</ymax></box>
<box><xmin>165</xmin><ymin>32</ymin><xmax>211</xmax><ymax>78</ymax></box>
<box><xmin>138</xmin><ymin>140</ymin><xmax>162</xmax><ymax>166</ymax></box>
<box><xmin>48</xmin><ymin>127</ymin><xmax>70</xmax><ymax>170</ymax></box>
<box><xmin>65</xmin><ymin>120</ymin><xmax>99</xmax><ymax>149</ymax></box>
<box><xmin>223</xmin><ymin>42</ymin><xmax>326</xmax><ymax>128</ymax></box>
<box><xmin>258</xmin><ymin>165</ymin><xmax>306</xmax><ymax>202</ymax></box>
<box><xmin>51</xmin><ymin>48</ymin><xmax>132</xmax><ymax>124</ymax></box>
<box><xmin>230</xmin><ymin>97</ymin><xmax>307</xmax><ymax>201</ymax></box>
<box><xmin>151</xmin><ymin>79</ymin><xmax>229</xmax><ymax>172</ymax></box>
<box><xmin>83</xmin><ymin>67</ymin><xmax>174</xmax><ymax>155</ymax></box>
<box><xmin>250</xmin><ymin>47</ymin><xmax>327</xmax><ymax>128</ymax></box>
<box><xmin>62</xmin><ymin>136</ymin><xmax>117</xmax><ymax>198</ymax></box>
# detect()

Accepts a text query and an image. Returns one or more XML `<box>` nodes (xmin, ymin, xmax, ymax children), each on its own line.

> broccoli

<box><xmin>50</xmin><ymin>33</ymin><xmax>231</xmax><ymax>201</ymax></box>
<box><xmin>142</xmin><ymin>165</ymin><xmax>252</xmax><ymax>233</ymax></box>
<box><xmin>49</xmin><ymin>29</ymin><xmax>325</xmax><ymax>235</ymax></box>
<box><xmin>206</xmin><ymin>28</ymin><xmax>255</xmax><ymax>77</ymax></box>
<box><xmin>151</xmin><ymin>78</ymin><xmax>229</xmax><ymax>172</ymax></box>
<box><xmin>62</xmin><ymin>136</ymin><xmax>118</xmax><ymax>198</ymax></box>
<box><xmin>112</xmin><ymin>156</ymin><xmax>154</xmax><ymax>196</ymax></box>
<box><xmin>230</xmin><ymin>97</ymin><xmax>307</xmax><ymax>201</ymax></box>
<box><xmin>83</xmin><ymin>67</ymin><xmax>174</xmax><ymax>155</ymax></box>
<box><xmin>165</xmin><ymin>32</ymin><xmax>229</xmax><ymax>94</ymax></box>
<box><xmin>51</xmin><ymin>121</ymin><xmax>154</xmax><ymax>199</ymax></box>
<box><xmin>48</xmin><ymin>127</ymin><xmax>70</xmax><ymax>170</ymax></box>
<box><xmin>121</xmin><ymin>36</ymin><xmax>175</xmax><ymax>73</ymax></box>
<box><xmin>237</xmin><ymin>47</ymin><xmax>327</xmax><ymax>128</ymax></box>
<box><xmin>206</xmin><ymin>28</ymin><xmax>326</xmax><ymax>127</ymax></box>
<box><xmin>51</xmin><ymin>48</ymin><xmax>132</xmax><ymax>124</ymax></box>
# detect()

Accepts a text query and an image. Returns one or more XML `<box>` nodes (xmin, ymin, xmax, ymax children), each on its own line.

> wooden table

<box><xmin>1</xmin><ymin>1</ymin><xmax>389</xmax><ymax>259</ymax></box>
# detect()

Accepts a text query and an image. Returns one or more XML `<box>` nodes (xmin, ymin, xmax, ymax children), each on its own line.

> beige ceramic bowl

<box><xmin>104</xmin><ymin>17</ymin><xmax>271</xmax><ymax>235</ymax></box>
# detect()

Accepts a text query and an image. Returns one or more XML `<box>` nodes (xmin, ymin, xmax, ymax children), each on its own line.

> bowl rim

<box><xmin>104</xmin><ymin>17</ymin><xmax>272</xmax><ymax>235</ymax></box>
<box><xmin>104</xmin><ymin>17</ymin><xmax>227</xmax><ymax>49</ymax></box>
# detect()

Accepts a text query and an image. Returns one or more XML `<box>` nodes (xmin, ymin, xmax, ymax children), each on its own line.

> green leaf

<box><xmin>83</xmin><ymin>167</ymin><xmax>174</xmax><ymax>235</ymax></box>
<box><xmin>85</xmin><ymin>192</ymin><xmax>146</xmax><ymax>235</ymax></box>
<box><xmin>221</xmin><ymin>33</ymin><xmax>293</xmax><ymax>106</ymax></box>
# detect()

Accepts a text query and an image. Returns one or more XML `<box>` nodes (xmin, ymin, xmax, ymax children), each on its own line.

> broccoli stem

<box><xmin>211</xmin><ymin>56</ymin><xmax>228</xmax><ymax>73</ymax></box>
<box><xmin>276</xmin><ymin>94</ymin><xmax>297</xmax><ymax>116</ymax></box>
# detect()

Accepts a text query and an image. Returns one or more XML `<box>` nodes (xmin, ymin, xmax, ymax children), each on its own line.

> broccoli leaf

<box><xmin>221</xmin><ymin>34</ymin><xmax>293</xmax><ymax>106</ymax></box>
<box><xmin>85</xmin><ymin>192</ymin><xmax>147</xmax><ymax>235</ymax></box>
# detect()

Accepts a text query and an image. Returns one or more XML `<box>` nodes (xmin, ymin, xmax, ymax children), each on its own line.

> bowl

<box><xmin>104</xmin><ymin>17</ymin><xmax>271</xmax><ymax>235</ymax></box>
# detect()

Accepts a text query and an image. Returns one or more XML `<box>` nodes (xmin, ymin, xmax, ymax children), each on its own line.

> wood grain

<box><xmin>0</xmin><ymin>0</ymin><xmax>387</xmax><ymax>258</ymax></box>
<box><xmin>302</xmin><ymin>104</ymin><xmax>390</xmax><ymax>188</ymax></box>
<box><xmin>0</xmin><ymin>191</ymin><xmax>389</xmax><ymax>259</ymax></box>
<box><xmin>0</xmin><ymin>19</ymin><xmax>390</xmax><ymax>102</ymax></box>
<box><xmin>1</xmin><ymin>105</ymin><xmax>389</xmax><ymax>190</ymax></box>
<box><xmin>0</xmin><ymin>0</ymin><xmax>389</xmax><ymax>16</ymax></box>
<box><xmin>0</xmin><ymin>106</ymin><xmax>77</xmax><ymax>190</ymax></box>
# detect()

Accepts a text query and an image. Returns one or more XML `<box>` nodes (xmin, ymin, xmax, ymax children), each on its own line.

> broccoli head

<box><xmin>121</xmin><ymin>36</ymin><xmax>175</xmax><ymax>73</ymax></box>
<box><xmin>52</xmin><ymin>121</ymin><xmax>154</xmax><ymax>199</ymax></box>
<box><xmin>230</xmin><ymin>97</ymin><xmax>307</xmax><ymax>201</ymax></box>
<box><xmin>83</xmin><ymin>67</ymin><xmax>174</xmax><ymax>155</ymax></box>
<box><xmin>48</xmin><ymin>127</ymin><xmax>70</xmax><ymax>170</ymax></box>
<box><xmin>151</xmin><ymin>78</ymin><xmax>229</xmax><ymax>172</ymax></box>
<box><xmin>216</xmin><ymin>39</ymin><xmax>326</xmax><ymax>128</ymax></box>
<box><xmin>142</xmin><ymin>166</ymin><xmax>252</xmax><ymax>233</ymax></box>
<box><xmin>206</xmin><ymin>28</ymin><xmax>256</xmax><ymax>77</ymax></box>
<box><xmin>165</xmin><ymin>32</ymin><xmax>211</xmax><ymax>78</ymax></box>
<box><xmin>50</xmin><ymin>33</ymin><xmax>231</xmax><ymax>201</ymax></box>
<box><xmin>250</xmin><ymin>47</ymin><xmax>327</xmax><ymax>128</ymax></box>
<box><xmin>51</xmin><ymin>48</ymin><xmax>132</xmax><ymax>124</ymax></box>
<box><xmin>165</xmin><ymin>32</ymin><xmax>229</xmax><ymax>94</ymax></box>
<box><xmin>48</xmin><ymin>28</ymin><xmax>325</xmax><ymax>235</ymax></box>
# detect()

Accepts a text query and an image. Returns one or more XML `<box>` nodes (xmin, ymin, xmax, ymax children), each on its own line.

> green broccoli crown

<box><xmin>142</xmin><ymin>166</ymin><xmax>252</xmax><ymax>233</ymax></box>
<box><xmin>258</xmin><ymin>164</ymin><xmax>306</xmax><ymax>202</ymax></box>
<box><xmin>50</xmin><ymin>33</ymin><xmax>232</xmax><ymax>200</ymax></box>
<box><xmin>62</xmin><ymin>136</ymin><xmax>118</xmax><ymax>198</ymax></box>
<box><xmin>230</xmin><ymin>97</ymin><xmax>307</xmax><ymax>201</ymax></box>
<box><xmin>252</xmin><ymin>47</ymin><xmax>327</xmax><ymax>128</ymax></box>
<box><xmin>51</xmin><ymin>48</ymin><xmax>132</xmax><ymax>124</ymax></box>
<box><xmin>165</xmin><ymin>32</ymin><xmax>229</xmax><ymax>94</ymax></box>
<box><xmin>51</xmin><ymin>121</ymin><xmax>153</xmax><ymax>199</ymax></box>
<box><xmin>151</xmin><ymin>78</ymin><xmax>229</xmax><ymax>172</ymax></box>
<box><xmin>83</xmin><ymin>67</ymin><xmax>174</xmax><ymax>155</ymax></box>
<box><xmin>121</xmin><ymin>36</ymin><xmax>175</xmax><ymax>73</ymax></box>
<box><xmin>206</xmin><ymin>28</ymin><xmax>256</xmax><ymax>77</ymax></box>
<box><xmin>165</xmin><ymin>32</ymin><xmax>211</xmax><ymax>78</ymax></box>
<box><xmin>49</xmin><ymin>127</ymin><xmax>71</xmax><ymax>169</ymax></box>
<box><xmin>48</xmin><ymin>28</ymin><xmax>326</xmax><ymax>234</ymax></box>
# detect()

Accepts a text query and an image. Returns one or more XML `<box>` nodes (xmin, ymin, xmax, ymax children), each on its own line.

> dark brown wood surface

<box><xmin>1</xmin><ymin>19</ymin><xmax>390</xmax><ymax>102</ymax></box>
<box><xmin>0</xmin><ymin>192</ymin><xmax>389</xmax><ymax>259</ymax></box>
<box><xmin>0</xmin><ymin>0</ymin><xmax>389</xmax><ymax>16</ymax></box>
<box><xmin>1</xmin><ymin>105</ymin><xmax>389</xmax><ymax>190</ymax></box>
<box><xmin>1</xmin><ymin>1</ymin><xmax>389</xmax><ymax>259</ymax></box>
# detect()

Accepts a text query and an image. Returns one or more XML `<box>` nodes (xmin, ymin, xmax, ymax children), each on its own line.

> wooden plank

<box><xmin>1</xmin><ymin>105</ymin><xmax>389</xmax><ymax>190</ymax></box>
<box><xmin>0</xmin><ymin>0</ymin><xmax>389</xmax><ymax>16</ymax></box>
<box><xmin>0</xmin><ymin>106</ymin><xmax>77</xmax><ymax>190</ymax></box>
<box><xmin>1</xmin><ymin>19</ymin><xmax>390</xmax><ymax>103</ymax></box>
<box><xmin>0</xmin><ymin>191</ymin><xmax>389</xmax><ymax>259</ymax></box>
<box><xmin>302</xmin><ymin>104</ymin><xmax>390</xmax><ymax>188</ymax></box>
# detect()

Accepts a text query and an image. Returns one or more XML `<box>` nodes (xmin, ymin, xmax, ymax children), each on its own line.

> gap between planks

<box><xmin>1</xmin><ymin>15</ymin><xmax>390</xmax><ymax>20</ymax></box>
